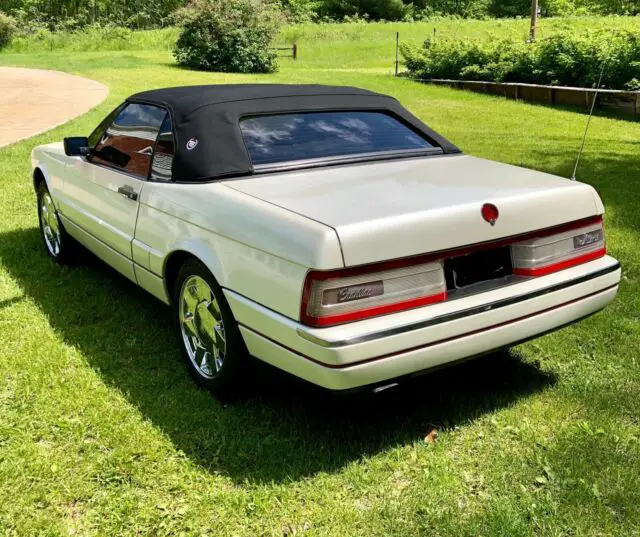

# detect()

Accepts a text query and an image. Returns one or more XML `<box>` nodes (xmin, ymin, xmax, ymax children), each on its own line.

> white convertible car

<box><xmin>31</xmin><ymin>84</ymin><xmax>621</xmax><ymax>396</ymax></box>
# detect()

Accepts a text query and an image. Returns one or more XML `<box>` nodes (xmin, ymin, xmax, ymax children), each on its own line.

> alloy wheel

<box><xmin>40</xmin><ymin>192</ymin><xmax>61</xmax><ymax>257</ymax></box>
<box><xmin>179</xmin><ymin>275</ymin><xmax>226</xmax><ymax>379</ymax></box>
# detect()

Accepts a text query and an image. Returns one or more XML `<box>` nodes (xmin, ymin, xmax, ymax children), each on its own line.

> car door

<box><xmin>62</xmin><ymin>103</ymin><xmax>168</xmax><ymax>280</ymax></box>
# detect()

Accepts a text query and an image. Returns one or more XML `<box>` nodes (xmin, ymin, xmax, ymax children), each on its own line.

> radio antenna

<box><xmin>571</xmin><ymin>34</ymin><xmax>614</xmax><ymax>181</ymax></box>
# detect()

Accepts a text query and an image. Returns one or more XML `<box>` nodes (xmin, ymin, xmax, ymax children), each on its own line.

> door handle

<box><xmin>117</xmin><ymin>185</ymin><xmax>138</xmax><ymax>201</ymax></box>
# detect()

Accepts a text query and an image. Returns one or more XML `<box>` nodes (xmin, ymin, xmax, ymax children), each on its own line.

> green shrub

<box><xmin>542</xmin><ymin>0</ymin><xmax>578</xmax><ymax>16</ymax></box>
<box><xmin>279</xmin><ymin>0</ymin><xmax>322</xmax><ymax>22</ymax></box>
<box><xmin>0</xmin><ymin>12</ymin><xmax>17</xmax><ymax>48</ymax></box>
<box><xmin>402</xmin><ymin>29</ymin><xmax>640</xmax><ymax>90</ymax></box>
<box><xmin>173</xmin><ymin>0</ymin><xmax>281</xmax><ymax>73</ymax></box>
<box><xmin>578</xmin><ymin>0</ymin><xmax>640</xmax><ymax>15</ymax></box>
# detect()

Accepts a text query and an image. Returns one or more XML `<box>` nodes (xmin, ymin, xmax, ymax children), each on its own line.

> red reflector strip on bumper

<box><xmin>513</xmin><ymin>247</ymin><xmax>606</xmax><ymax>277</ymax></box>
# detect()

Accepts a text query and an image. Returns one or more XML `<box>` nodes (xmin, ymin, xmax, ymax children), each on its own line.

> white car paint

<box><xmin>225</xmin><ymin>155</ymin><xmax>604</xmax><ymax>266</ymax></box>
<box><xmin>31</xmin><ymin>141</ymin><xmax>620</xmax><ymax>390</ymax></box>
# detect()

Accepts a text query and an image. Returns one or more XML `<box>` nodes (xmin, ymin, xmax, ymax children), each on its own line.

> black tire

<box><xmin>172</xmin><ymin>258</ymin><xmax>248</xmax><ymax>398</ymax></box>
<box><xmin>36</xmin><ymin>181</ymin><xmax>75</xmax><ymax>264</ymax></box>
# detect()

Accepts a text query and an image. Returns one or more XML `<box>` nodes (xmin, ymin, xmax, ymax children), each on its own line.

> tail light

<box><xmin>511</xmin><ymin>216</ymin><xmax>606</xmax><ymax>277</ymax></box>
<box><xmin>301</xmin><ymin>260</ymin><xmax>447</xmax><ymax>327</ymax></box>
<box><xmin>301</xmin><ymin>215</ymin><xmax>607</xmax><ymax>327</ymax></box>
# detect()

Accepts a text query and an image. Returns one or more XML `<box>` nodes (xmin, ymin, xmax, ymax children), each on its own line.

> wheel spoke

<box><xmin>49</xmin><ymin>213</ymin><xmax>59</xmax><ymax>235</ymax></box>
<box><xmin>45</xmin><ymin>197</ymin><xmax>53</xmax><ymax>221</ymax></box>
<box><xmin>213</xmin><ymin>323</ymin><xmax>226</xmax><ymax>352</ymax></box>
<box><xmin>182</xmin><ymin>315</ymin><xmax>198</xmax><ymax>339</ymax></box>
<box><xmin>198</xmin><ymin>349</ymin><xmax>213</xmax><ymax>375</ymax></box>
<box><xmin>213</xmin><ymin>348</ymin><xmax>224</xmax><ymax>372</ymax></box>
<box><xmin>209</xmin><ymin>299</ymin><xmax>223</xmax><ymax>322</ymax></box>
<box><xmin>193</xmin><ymin>279</ymin><xmax>210</xmax><ymax>302</ymax></box>
<box><xmin>182</xmin><ymin>287</ymin><xmax>199</xmax><ymax>314</ymax></box>
<box><xmin>43</xmin><ymin>207</ymin><xmax>53</xmax><ymax>233</ymax></box>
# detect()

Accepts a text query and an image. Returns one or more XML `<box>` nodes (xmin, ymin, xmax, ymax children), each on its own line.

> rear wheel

<box><xmin>173</xmin><ymin>258</ymin><xmax>248</xmax><ymax>398</ymax></box>
<box><xmin>37</xmin><ymin>182</ymin><xmax>73</xmax><ymax>264</ymax></box>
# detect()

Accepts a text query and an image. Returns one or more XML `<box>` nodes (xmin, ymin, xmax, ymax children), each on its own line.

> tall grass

<box><xmin>6</xmin><ymin>26</ymin><xmax>179</xmax><ymax>53</ymax></box>
<box><xmin>4</xmin><ymin>16</ymin><xmax>640</xmax><ymax>59</ymax></box>
<box><xmin>282</xmin><ymin>16</ymin><xmax>640</xmax><ymax>70</ymax></box>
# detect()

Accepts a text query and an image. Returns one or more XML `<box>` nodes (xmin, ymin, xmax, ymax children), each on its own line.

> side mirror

<box><xmin>63</xmin><ymin>137</ymin><xmax>90</xmax><ymax>157</ymax></box>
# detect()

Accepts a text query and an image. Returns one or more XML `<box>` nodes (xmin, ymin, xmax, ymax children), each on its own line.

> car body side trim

<box><xmin>59</xmin><ymin>213</ymin><xmax>165</xmax><ymax>294</ymax></box>
<box><xmin>296</xmin><ymin>262</ymin><xmax>620</xmax><ymax>348</ymax></box>
<box><xmin>243</xmin><ymin>283</ymin><xmax>618</xmax><ymax>370</ymax></box>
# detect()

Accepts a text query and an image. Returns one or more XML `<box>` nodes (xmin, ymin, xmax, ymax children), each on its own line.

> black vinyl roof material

<box><xmin>127</xmin><ymin>84</ymin><xmax>461</xmax><ymax>182</ymax></box>
<box><xmin>129</xmin><ymin>84</ymin><xmax>382</xmax><ymax>111</ymax></box>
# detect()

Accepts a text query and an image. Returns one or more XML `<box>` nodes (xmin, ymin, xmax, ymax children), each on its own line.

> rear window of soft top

<box><xmin>240</xmin><ymin>111</ymin><xmax>436</xmax><ymax>167</ymax></box>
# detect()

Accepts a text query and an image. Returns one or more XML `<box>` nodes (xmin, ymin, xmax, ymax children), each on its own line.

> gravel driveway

<box><xmin>0</xmin><ymin>67</ymin><xmax>108</xmax><ymax>148</ymax></box>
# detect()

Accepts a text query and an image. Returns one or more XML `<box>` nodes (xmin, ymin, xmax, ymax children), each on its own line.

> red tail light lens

<box><xmin>511</xmin><ymin>216</ymin><xmax>606</xmax><ymax>276</ymax></box>
<box><xmin>301</xmin><ymin>259</ymin><xmax>447</xmax><ymax>327</ymax></box>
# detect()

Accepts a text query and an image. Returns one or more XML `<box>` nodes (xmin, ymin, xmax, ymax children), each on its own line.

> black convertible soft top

<box><xmin>128</xmin><ymin>84</ymin><xmax>460</xmax><ymax>182</ymax></box>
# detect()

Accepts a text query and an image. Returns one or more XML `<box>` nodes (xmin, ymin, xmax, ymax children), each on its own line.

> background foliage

<box><xmin>402</xmin><ymin>28</ymin><xmax>640</xmax><ymax>89</ymax></box>
<box><xmin>0</xmin><ymin>0</ymin><xmax>184</xmax><ymax>30</ymax></box>
<box><xmin>1</xmin><ymin>0</ymin><xmax>639</xmax><ymax>27</ymax></box>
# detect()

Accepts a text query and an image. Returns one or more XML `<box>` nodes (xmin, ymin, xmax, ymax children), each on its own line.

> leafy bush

<box><xmin>279</xmin><ymin>0</ymin><xmax>322</xmax><ymax>22</ymax></box>
<box><xmin>0</xmin><ymin>12</ymin><xmax>17</xmax><ymax>48</ymax></box>
<box><xmin>542</xmin><ymin>0</ymin><xmax>579</xmax><ymax>16</ymax></box>
<box><xmin>578</xmin><ymin>0</ymin><xmax>640</xmax><ymax>15</ymax></box>
<box><xmin>173</xmin><ymin>0</ymin><xmax>281</xmax><ymax>73</ymax></box>
<box><xmin>402</xmin><ymin>29</ymin><xmax>640</xmax><ymax>90</ymax></box>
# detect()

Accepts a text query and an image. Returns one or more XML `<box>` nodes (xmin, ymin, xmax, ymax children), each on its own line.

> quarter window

<box><xmin>91</xmin><ymin>103</ymin><xmax>167</xmax><ymax>179</ymax></box>
<box><xmin>150</xmin><ymin>114</ymin><xmax>175</xmax><ymax>182</ymax></box>
<box><xmin>88</xmin><ymin>105</ymin><xmax>124</xmax><ymax>149</ymax></box>
<box><xmin>240</xmin><ymin>111</ymin><xmax>435</xmax><ymax>167</ymax></box>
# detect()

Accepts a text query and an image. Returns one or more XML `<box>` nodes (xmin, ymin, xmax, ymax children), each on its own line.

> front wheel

<box><xmin>37</xmin><ymin>181</ymin><xmax>74</xmax><ymax>264</ymax></box>
<box><xmin>173</xmin><ymin>258</ymin><xmax>249</xmax><ymax>398</ymax></box>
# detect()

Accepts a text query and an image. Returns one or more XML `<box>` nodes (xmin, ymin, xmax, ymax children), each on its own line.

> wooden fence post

<box><xmin>293</xmin><ymin>43</ymin><xmax>297</xmax><ymax>61</ymax></box>
<box><xmin>395</xmin><ymin>32</ymin><xmax>399</xmax><ymax>76</ymax></box>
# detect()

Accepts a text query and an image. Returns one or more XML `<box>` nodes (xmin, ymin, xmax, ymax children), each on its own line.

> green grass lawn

<box><xmin>1</xmin><ymin>19</ymin><xmax>639</xmax><ymax>536</ymax></box>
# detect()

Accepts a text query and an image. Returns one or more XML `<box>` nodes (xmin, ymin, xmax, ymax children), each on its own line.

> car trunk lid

<box><xmin>223</xmin><ymin>155</ymin><xmax>601</xmax><ymax>267</ymax></box>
